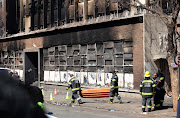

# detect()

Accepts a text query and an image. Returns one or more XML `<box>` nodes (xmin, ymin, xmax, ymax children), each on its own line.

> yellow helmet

<box><xmin>145</xmin><ymin>71</ymin><xmax>150</xmax><ymax>77</ymax></box>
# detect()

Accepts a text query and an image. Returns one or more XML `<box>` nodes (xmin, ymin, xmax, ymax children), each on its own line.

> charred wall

<box><xmin>0</xmin><ymin>16</ymin><xmax>143</xmax><ymax>89</ymax></box>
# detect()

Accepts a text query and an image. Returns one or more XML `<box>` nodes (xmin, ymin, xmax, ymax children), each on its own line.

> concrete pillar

<box><xmin>65</xmin><ymin>0</ymin><xmax>70</xmax><ymax>24</ymax></box>
<box><xmin>130</xmin><ymin>0</ymin><xmax>136</xmax><ymax>16</ymax></box>
<box><xmin>20</xmin><ymin>0</ymin><xmax>24</xmax><ymax>32</ymax></box>
<box><xmin>74</xmin><ymin>0</ymin><xmax>78</xmax><ymax>22</ymax></box>
<box><xmin>25</xmin><ymin>0</ymin><xmax>31</xmax><ymax>33</ymax></box>
<box><xmin>83</xmin><ymin>0</ymin><xmax>88</xmax><ymax>22</ymax></box>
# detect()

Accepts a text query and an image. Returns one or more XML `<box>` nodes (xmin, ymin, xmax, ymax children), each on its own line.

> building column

<box><xmin>74</xmin><ymin>0</ymin><xmax>78</xmax><ymax>22</ymax></box>
<box><xmin>130</xmin><ymin>0</ymin><xmax>136</xmax><ymax>16</ymax></box>
<box><xmin>65</xmin><ymin>0</ymin><xmax>70</xmax><ymax>24</ymax></box>
<box><xmin>83</xmin><ymin>0</ymin><xmax>88</xmax><ymax>22</ymax></box>
<box><xmin>20</xmin><ymin>0</ymin><xmax>24</xmax><ymax>32</ymax></box>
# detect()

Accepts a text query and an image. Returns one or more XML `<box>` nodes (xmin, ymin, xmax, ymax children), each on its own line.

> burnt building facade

<box><xmin>0</xmin><ymin>0</ymin><xmax>177</xmax><ymax>89</ymax></box>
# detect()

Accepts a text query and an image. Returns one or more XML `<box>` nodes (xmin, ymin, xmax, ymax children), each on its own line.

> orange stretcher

<box><xmin>81</xmin><ymin>88</ymin><xmax>110</xmax><ymax>98</ymax></box>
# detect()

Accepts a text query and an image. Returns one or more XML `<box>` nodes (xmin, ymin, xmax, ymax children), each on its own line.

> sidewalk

<box><xmin>41</xmin><ymin>83</ymin><xmax>176</xmax><ymax>118</ymax></box>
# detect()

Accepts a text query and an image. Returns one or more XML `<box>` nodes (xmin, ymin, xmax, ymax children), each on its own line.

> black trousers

<box><xmin>71</xmin><ymin>90</ymin><xmax>81</xmax><ymax>103</ymax></box>
<box><xmin>142</xmin><ymin>97</ymin><xmax>152</xmax><ymax>112</ymax></box>
<box><xmin>154</xmin><ymin>88</ymin><xmax>161</xmax><ymax>108</ymax></box>
<box><xmin>109</xmin><ymin>88</ymin><xmax>121</xmax><ymax>102</ymax></box>
<box><xmin>159</xmin><ymin>89</ymin><xmax>166</xmax><ymax>106</ymax></box>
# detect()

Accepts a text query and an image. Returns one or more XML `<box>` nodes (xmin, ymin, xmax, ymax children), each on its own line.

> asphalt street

<box><xmin>42</xmin><ymin>84</ymin><xmax>176</xmax><ymax>118</ymax></box>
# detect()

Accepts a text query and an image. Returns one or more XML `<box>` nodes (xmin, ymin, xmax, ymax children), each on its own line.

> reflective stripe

<box><xmin>160</xmin><ymin>100</ymin><xmax>164</xmax><ymax>102</ymax></box>
<box><xmin>139</xmin><ymin>92</ymin><xmax>142</xmax><ymax>94</ymax></box>
<box><xmin>110</xmin><ymin>86</ymin><xmax>118</xmax><ymax>88</ymax></box>
<box><xmin>109</xmin><ymin>97</ymin><xmax>114</xmax><ymax>99</ymax></box>
<box><xmin>161</xmin><ymin>85</ymin><xmax>165</xmax><ymax>89</ymax></box>
<box><xmin>142</xmin><ymin>92</ymin><xmax>153</xmax><ymax>95</ymax></box>
<box><xmin>72</xmin><ymin>87</ymin><xmax>80</xmax><ymax>91</ymax></box>
<box><xmin>71</xmin><ymin>78</ymin><xmax>79</xmax><ymax>82</ymax></box>
<box><xmin>142</xmin><ymin>106</ymin><xmax>146</xmax><ymax>108</ymax></box>
<box><xmin>152</xmin><ymin>84</ymin><xmax>156</xmax><ymax>87</ymax></box>
<box><xmin>160</xmin><ymin>77</ymin><xmax>164</xmax><ymax>81</ymax></box>
<box><xmin>142</xmin><ymin>80</ymin><xmax>153</xmax><ymax>84</ymax></box>
<box><xmin>140</xmin><ymin>85</ymin><xmax>143</xmax><ymax>87</ymax></box>
<box><xmin>37</xmin><ymin>102</ymin><xmax>44</xmax><ymax>111</ymax></box>
<box><xmin>77</xmin><ymin>98</ymin><xmax>81</xmax><ymax>101</ymax></box>
<box><xmin>114</xmin><ymin>76</ymin><xmax>118</xmax><ymax>78</ymax></box>
<box><xmin>69</xmin><ymin>82</ymin><xmax>72</xmax><ymax>85</ymax></box>
<box><xmin>71</xmin><ymin>99</ymin><xmax>75</xmax><ymax>101</ymax></box>
<box><xmin>155</xmin><ymin>104</ymin><xmax>160</xmax><ymax>107</ymax></box>
<box><xmin>147</xmin><ymin>106</ymin><xmax>151</xmax><ymax>108</ymax></box>
<box><xmin>112</xmin><ymin>79</ymin><xmax>116</xmax><ymax>81</ymax></box>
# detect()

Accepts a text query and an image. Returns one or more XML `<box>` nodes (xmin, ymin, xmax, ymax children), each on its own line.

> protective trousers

<box><xmin>109</xmin><ymin>88</ymin><xmax>121</xmax><ymax>102</ymax></box>
<box><xmin>142</xmin><ymin>97</ymin><xmax>152</xmax><ymax>112</ymax></box>
<box><xmin>154</xmin><ymin>88</ymin><xmax>161</xmax><ymax>108</ymax></box>
<box><xmin>159</xmin><ymin>89</ymin><xmax>166</xmax><ymax>106</ymax></box>
<box><xmin>71</xmin><ymin>90</ymin><xmax>82</xmax><ymax>104</ymax></box>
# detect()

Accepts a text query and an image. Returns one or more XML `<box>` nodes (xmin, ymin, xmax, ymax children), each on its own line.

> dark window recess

<box><xmin>67</xmin><ymin>57</ymin><xmax>73</xmax><ymax>65</ymax></box>
<box><xmin>124</xmin><ymin>66</ymin><xmax>133</xmax><ymax>73</ymax></box>
<box><xmin>104</xmin><ymin>48</ymin><xmax>114</xmax><ymax>54</ymax></box>
<box><xmin>124</xmin><ymin>60</ymin><xmax>133</xmax><ymax>65</ymax></box>
<box><xmin>80</xmin><ymin>45</ymin><xmax>87</xmax><ymax>55</ymax></box>
<box><xmin>104</xmin><ymin>66</ymin><xmax>114</xmax><ymax>73</ymax></box>
<box><xmin>97</xmin><ymin>55</ymin><xmax>104</xmax><ymax>66</ymax></box>
<box><xmin>59</xmin><ymin>66</ymin><xmax>66</xmax><ymax>71</ymax></box>
<box><xmin>74</xmin><ymin>66</ymin><xmax>81</xmax><ymax>71</ymax></box>
<box><xmin>67</xmin><ymin>66</ymin><xmax>73</xmax><ymax>71</ymax></box>
<box><xmin>114</xmin><ymin>54</ymin><xmax>123</xmax><ymax>65</ymax></box>
<box><xmin>88</xmin><ymin>60</ymin><xmax>96</xmax><ymax>66</ymax></box>
<box><xmin>115</xmin><ymin>66</ymin><xmax>123</xmax><ymax>73</ymax></box>
<box><xmin>105</xmin><ymin>60</ymin><xmax>112</xmax><ymax>65</ymax></box>
<box><xmin>48</xmin><ymin>47</ymin><xmax>55</xmax><ymax>55</ymax></box>
<box><xmin>114</xmin><ymin>42</ymin><xmax>123</xmax><ymax>53</ymax></box>
<box><xmin>124</xmin><ymin>54</ymin><xmax>133</xmax><ymax>60</ymax></box>
<box><xmin>67</xmin><ymin>46</ymin><xmax>73</xmax><ymax>55</ymax></box>
<box><xmin>96</xmin><ymin>43</ymin><xmax>103</xmax><ymax>54</ymax></box>
<box><xmin>88</xmin><ymin>49</ymin><xmax>96</xmax><ymax>54</ymax></box>
<box><xmin>60</xmin><ymin>60</ymin><xmax>66</xmax><ymax>65</ymax></box>
<box><xmin>88</xmin><ymin>66</ymin><xmax>96</xmax><ymax>72</ymax></box>
<box><xmin>58</xmin><ymin>46</ymin><xmax>67</xmax><ymax>55</ymax></box>
<box><xmin>73</xmin><ymin>50</ymin><xmax>79</xmax><ymax>55</ymax></box>
<box><xmin>55</xmin><ymin>56</ymin><xmax>59</xmax><ymax>65</ymax></box>
<box><xmin>74</xmin><ymin>60</ymin><xmax>80</xmax><ymax>65</ymax></box>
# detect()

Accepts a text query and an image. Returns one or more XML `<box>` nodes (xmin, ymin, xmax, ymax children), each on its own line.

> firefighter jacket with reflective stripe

<box><xmin>68</xmin><ymin>77</ymin><xmax>81</xmax><ymax>91</ymax></box>
<box><xmin>156</xmin><ymin>73</ymin><xmax>165</xmax><ymax>89</ymax></box>
<box><xmin>140</xmin><ymin>77</ymin><xmax>155</xmax><ymax>97</ymax></box>
<box><xmin>110</xmin><ymin>74</ymin><xmax>118</xmax><ymax>89</ymax></box>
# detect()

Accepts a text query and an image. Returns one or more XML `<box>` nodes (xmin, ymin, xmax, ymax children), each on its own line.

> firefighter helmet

<box><xmin>145</xmin><ymin>71</ymin><xmax>150</xmax><ymax>77</ymax></box>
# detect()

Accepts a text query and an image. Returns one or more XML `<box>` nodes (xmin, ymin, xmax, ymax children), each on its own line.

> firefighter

<box><xmin>140</xmin><ymin>71</ymin><xmax>156</xmax><ymax>112</ymax></box>
<box><xmin>66</xmin><ymin>74</ymin><xmax>82</xmax><ymax>104</ymax></box>
<box><xmin>109</xmin><ymin>71</ymin><xmax>122</xmax><ymax>103</ymax></box>
<box><xmin>153</xmin><ymin>71</ymin><xmax>165</xmax><ymax>110</ymax></box>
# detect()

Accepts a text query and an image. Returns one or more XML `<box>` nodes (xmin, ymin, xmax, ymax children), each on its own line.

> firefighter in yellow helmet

<box><xmin>140</xmin><ymin>71</ymin><xmax>156</xmax><ymax>112</ymax></box>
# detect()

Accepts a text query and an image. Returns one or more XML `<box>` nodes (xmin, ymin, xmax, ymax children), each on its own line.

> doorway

<box><xmin>24</xmin><ymin>49</ymin><xmax>43</xmax><ymax>87</ymax></box>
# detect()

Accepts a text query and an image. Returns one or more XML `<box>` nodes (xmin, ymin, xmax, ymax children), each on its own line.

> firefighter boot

<box><xmin>71</xmin><ymin>99</ymin><xmax>75</xmax><ymax>103</ymax></box>
<box><xmin>77</xmin><ymin>98</ymin><xmax>83</xmax><ymax>104</ymax></box>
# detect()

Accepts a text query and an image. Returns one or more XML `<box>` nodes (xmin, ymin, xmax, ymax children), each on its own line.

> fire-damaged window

<box><xmin>43</xmin><ymin>40</ymin><xmax>133</xmax><ymax>74</ymax></box>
